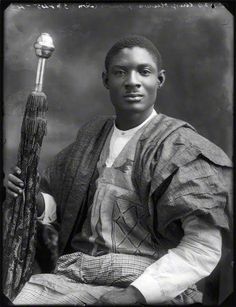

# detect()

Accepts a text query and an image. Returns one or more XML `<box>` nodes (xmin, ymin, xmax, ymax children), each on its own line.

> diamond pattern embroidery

<box><xmin>112</xmin><ymin>198</ymin><xmax>157</xmax><ymax>256</ymax></box>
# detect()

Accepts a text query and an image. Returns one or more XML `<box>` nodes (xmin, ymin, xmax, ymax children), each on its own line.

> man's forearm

<box><xmin>131</xmin><ymin>216</ymin><xmax>222</xmax><ymax>304</ymax></box>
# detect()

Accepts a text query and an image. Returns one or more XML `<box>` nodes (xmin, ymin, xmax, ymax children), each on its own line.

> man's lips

<box><xmin>123</xmin><ymin>93</ymin><xmax>144</xmax><ymax>101</ymax></box>
<box><xmin>124</xmin><ymin>93</ymin><xmax>143</xmax><ymax>98</ymax></box>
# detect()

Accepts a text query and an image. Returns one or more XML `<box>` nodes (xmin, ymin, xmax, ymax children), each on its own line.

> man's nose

<box><xmin>124</xmin><ymin>71</ymin><xmax>141</xmax><ymax>89</ymax></box>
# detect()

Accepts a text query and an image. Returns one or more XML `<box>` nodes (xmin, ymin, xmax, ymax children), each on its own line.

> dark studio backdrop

<box><xmin>3</xmin><ymin>3</ymin><xmax>233</xmax><ymax>178</ymax></box>
<box><xmin>2</xmin><ymin>3</ymin><xmax>234</xmax><ymax>305</ymax></box>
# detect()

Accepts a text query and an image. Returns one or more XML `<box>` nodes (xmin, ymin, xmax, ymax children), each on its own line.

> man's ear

<box><xmin>157</xmin><ymin>69</ymin><xmax>166</xmax><ymax>88</ymax></box>
<box><xmin>102</xmin><ymin>71</ymin><xmax>109</xmax><ymax>89</ymax></box>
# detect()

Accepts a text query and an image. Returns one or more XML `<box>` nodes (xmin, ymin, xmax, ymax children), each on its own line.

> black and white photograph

<box><xmin>2</xmin><ymin>2</ymin><xmax>233</xmax><ymax>305</ymax></box>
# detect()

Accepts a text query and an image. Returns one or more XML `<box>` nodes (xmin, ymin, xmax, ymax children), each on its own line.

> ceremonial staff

<box><xmin>3</xmin><ymin>33</ymin><xmax>55</xmax><ymax>301</ymax></box>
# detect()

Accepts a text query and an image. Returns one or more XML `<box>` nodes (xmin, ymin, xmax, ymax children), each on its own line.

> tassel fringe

<box><xmin>3</xmin><ymin>92</ymin><xmax>48</xmax><ymax>300</ymax></box>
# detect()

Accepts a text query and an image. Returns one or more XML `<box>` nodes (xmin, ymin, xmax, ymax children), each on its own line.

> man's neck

<box><xmin>115</xmin><ymin>108</ymin><xmax>155</xmax><ymax>130</ymax></box>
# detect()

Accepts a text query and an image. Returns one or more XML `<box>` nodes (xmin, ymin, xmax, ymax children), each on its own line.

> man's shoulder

<box><xmin>53</xmin><ymin>116</ymin><xmax>114</xmax><ymax>162</ymax></box>
<box><xmin>177</xmin><ymin>128</ymin><xmax>231</xmax><ymax>167</ymax></box>
<box><xmin>75</xmin><ymin>115</ymin><xmax>114</xmax><ymax>140</ymax></box>
<box><xmin>148</xmin><ymin>113</ymin><xmax>232</xmax><ymax>167</ymax></box>
<box><xmin>142</xmin><ymin>112</ymin><xmax>194</xmax><ymax>142</ymax></box>
<box><xmin>78</xmin><ymin>115</ymin><xmax>114</xmax><ymax>133</ymax></box>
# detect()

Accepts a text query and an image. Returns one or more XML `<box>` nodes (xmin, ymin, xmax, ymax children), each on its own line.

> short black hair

<box><xmin>105</xmin><ymin>35</ymin><xmax>162</xmax><ymax>71</ymax></box>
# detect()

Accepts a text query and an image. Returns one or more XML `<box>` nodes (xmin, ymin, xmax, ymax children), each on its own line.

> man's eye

<box><xmin>114</xmin><ymin>70</ymin><xmax>126</xmax><ymax>76</ymax></box>
<box><xmin>140</xmin><ymin>69</ymin><xmax>151</xmax><ymax>76</ymax></box>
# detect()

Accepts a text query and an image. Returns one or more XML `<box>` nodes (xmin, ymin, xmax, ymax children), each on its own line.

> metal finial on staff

<box><xmin>3</xmin><ymin>33</ymin><xmax>55</xmax><ymax>301</ymax></box>
<box><xmin>34</xmin><ymin>33</ymin><xmax>55</xmax><ymax>92</ymax></box>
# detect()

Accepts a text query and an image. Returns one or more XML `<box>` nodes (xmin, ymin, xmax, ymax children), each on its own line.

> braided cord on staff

<box><xmin>3</xmin><ymin>92</ymin><xmax>48</xmax><ymax>300</ymax></box>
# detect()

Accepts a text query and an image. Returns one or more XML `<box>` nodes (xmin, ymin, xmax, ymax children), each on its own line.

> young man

<box><xmin>7</xmin><ymin>35</ymin><xmax>232</xmax><ymax>305</ymax></box>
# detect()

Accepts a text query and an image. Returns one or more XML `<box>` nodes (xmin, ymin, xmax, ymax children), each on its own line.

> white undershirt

<box><xmin>106</xmin><ymin>109</ymin><xmax>157</xmax><ymax>167</ymax></box>
<box><xmin>39</xmin><ymin>109</ymin><xmax>222</xmax><ymax>303</ymax></box>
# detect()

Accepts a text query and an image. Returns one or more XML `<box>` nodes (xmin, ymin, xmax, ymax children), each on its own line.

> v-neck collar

<box><xmin>100</xmin><ymin>112</ymin><xmax>159</xmax><ymax>169</ymax></box>
<box><xmin>113</xmin><ymin>109</ymin><xmax>158</xmax><ymax>137</ymax></box>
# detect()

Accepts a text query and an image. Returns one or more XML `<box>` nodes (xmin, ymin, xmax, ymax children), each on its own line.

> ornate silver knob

<box><xmin>34</xmin><ymin>33</ymin><xmax>55</xmax><ymax>59</ymax></box>
<box><xmin>34</xmin><ymin>33</ymin><xmax>55</xmax><ymax>92</ymax></box>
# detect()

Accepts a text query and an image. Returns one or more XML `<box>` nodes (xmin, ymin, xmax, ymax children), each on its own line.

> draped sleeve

<box><xmin>134</xmin><ymin>117</ymin><xmax>232</xmax><ymax>248</ymax></box>
<box><xmin>154</xmin><ymin>156</ymin><xmax>232</xmax><ymax>242</ymax></box>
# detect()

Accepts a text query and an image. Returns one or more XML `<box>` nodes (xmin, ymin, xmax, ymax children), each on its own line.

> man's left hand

<box><xmin>94</xmin><ymin>286</ymin><xmax>146</xmax><ymax>305</ymax></box>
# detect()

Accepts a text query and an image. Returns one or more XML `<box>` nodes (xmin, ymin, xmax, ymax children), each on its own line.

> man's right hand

<box><xmin>6</xmin><ymin>166</ymin><xmax>45</xmax><ymax>217</ymax></box>
<box><xmin>6</xmin><ymin>166</ymin><xmax>24</xmax><ymax>198</ymax></box>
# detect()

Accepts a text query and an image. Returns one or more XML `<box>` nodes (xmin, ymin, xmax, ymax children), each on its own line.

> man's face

<box><xmin>103</xmin><ymin>47</ymin><xmax>165</xmax><ymax>115</ymax></box>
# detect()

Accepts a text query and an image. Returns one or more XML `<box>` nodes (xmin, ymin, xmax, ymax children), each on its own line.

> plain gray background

<box><xmin>3</xmin><ymin>3</ymin><xmax>233</xmax><ymax>175</ymax></box>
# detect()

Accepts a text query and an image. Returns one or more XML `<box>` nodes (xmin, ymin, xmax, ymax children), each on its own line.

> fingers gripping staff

<box><xmin>3</xmin><ymin>33</ymin><xmax>55</xmax><ymax>301</ymax></box>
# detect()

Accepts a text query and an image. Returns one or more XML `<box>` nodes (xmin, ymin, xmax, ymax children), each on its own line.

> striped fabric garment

<box><xmin>13</xmin><ymin>252</ymin><xmax>155</xmax><ymax>305</ymax></box>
